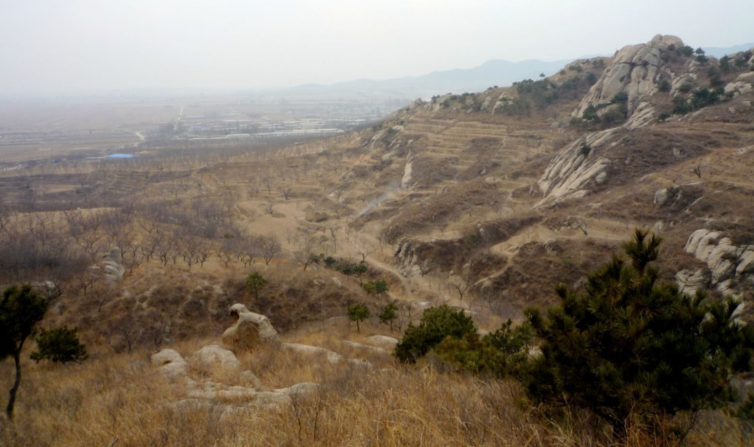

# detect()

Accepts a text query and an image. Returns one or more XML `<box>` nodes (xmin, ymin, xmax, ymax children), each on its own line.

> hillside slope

<box><xmin>318</xmin><ymin>34</ymin><xmax>754</xmax><ymax>319</ymax></box>
<box><xmin>5</xmin><ymin>35</ymin><xmax>749</xmax><ymax>340</ymax></box>
<box><xmin>3</xmin><ymin>34</ymin><xmax>754</xmax><ymax>447</ymax></box>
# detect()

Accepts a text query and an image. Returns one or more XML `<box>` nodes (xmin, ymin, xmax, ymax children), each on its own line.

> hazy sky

<box><xmin>1</xmin><ymin>0</ymin><xmax>753</xmax><ymax>95</ymax></box>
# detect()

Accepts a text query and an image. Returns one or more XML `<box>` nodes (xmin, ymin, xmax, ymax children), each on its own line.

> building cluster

<box><xmin>180</xmin><ymin>100</ymin><xmax>386</xmax><ymax>140</ymax></box>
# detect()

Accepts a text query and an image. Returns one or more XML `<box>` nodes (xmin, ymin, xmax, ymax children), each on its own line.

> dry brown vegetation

<box><xmin>2</xmin><ymin>44</ymin><xmax>754</xmax><ymax>445</ymax></box>
<box><xmin>3</xmin><ymin>329</ymin><xmax>752</xmax><ymax>447</ymax></box>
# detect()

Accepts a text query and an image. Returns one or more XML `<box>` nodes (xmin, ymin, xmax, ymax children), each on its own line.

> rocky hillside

<box><xmin>2</xmin><ymin>34</ymin><xmax>752</xmax><ymax>356</ymax></box>
<box><xmin>20</xmin><ymin>34</ymin><xmax>748</xmax><ymax>346</ymax></box>
<box><xmin>3</xmin><ymin>34</ymin><xmax>754</xmax><ymax>447</ymax></box>
<box><xmin>330</xmin><ymin>34</ymin><xmax>754</xmax><ymax>317</ymax></box>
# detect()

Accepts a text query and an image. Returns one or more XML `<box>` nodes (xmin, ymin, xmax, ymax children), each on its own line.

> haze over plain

<box><xmin>1</xmin><ymin>0</ymin><xmax>753</xmax><ymax>96</ymax></box>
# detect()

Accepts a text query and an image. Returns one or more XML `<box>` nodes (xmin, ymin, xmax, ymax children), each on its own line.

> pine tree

<box><xmin>0</xmin><ymin>284</ymin><xmax>49</xmax><ymax>419</ymax></box>
<box><xmin>379</xmin><ymin>301</ymin><xmax>398</xmax><ymax>331</ymax></box>
<box><xmin>523</xmin><ymin>230</ymin><xmax>754</xmax><ymax>436</ymax></box>
<box><xmin>31</xmin><ymin>326</ymin><xmax>88</xmax><ymax>364</ymax></box>
<box><xmin>395</xmin><ymin>305</ymin><xmax>477</xmax><ymax>363</ymax></box>
<box><xmin>245</xmin><ymin>272</ymin><xmax>268</xmax><ymax>302</ymax></box>
<box><xmin>347</xmin><ymin>304</ymin><xmax>370</xmax><ymax>333</ymax></box>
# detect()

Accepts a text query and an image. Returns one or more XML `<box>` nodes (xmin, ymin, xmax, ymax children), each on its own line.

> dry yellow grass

<box><xmin>2</xmin><ymin>331</ymin><xmax>752</xmax><ymax>447</ymax></box>
<box><xmin>2</xmin><ymin>50</ymin><xmax>754</xmax><ymax>447</ymax></box>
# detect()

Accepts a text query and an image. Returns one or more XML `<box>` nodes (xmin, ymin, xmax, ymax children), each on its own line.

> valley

<box><xmin>2</xmin><ymin>35</ymin><xmax>754</xmax><ymax>446</ymax></box>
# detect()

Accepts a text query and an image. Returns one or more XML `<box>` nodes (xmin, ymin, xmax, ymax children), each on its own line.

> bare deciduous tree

<box><xmin>179</xmin><ymin>233</ymin><xmax>201</xmax><ymax>270</ymax></box>
<box><xmin>235</xmin><ymin>235</ymin><xmax>259</xmax><ymax>267</ymax></box>
<box><xmin>357</xmin><ymin>241</ymin><xmax>376</xmax><ymax>263</ymax></box>
<box><xmin>327</xmin><ymin>224</ymin><xmax>340</xmax><ymax>253</ymax></box>
<box><xmin>102</xmin><ymin>209</ymin><xmax>134</xmax><ymax>255</ymax></box>
<box><xmin>141</xmin><ymin>230</ymin><xmax>164</xmax><ymax>262</ymax></box>
<box><xmin>215</xmin><ymin>239</ymin><xmax>235</xmax><ymax>268</ymax></box>
<box><xmin>449</xmin><ymin>280</ymin><xmax>472</xmax><ymax>304</ymax></box>
<box><xmin>262</xmin><ymin>176</ymin><xmax>274</xmax><ymax>195</ymax></box>
<box><xmin>0</xmin><ymin>202</ymin><xmax>12</xmax><ymax>234</ymax></box>
<box><xmin>195</xmin><ymin>239</ymin><xmax>212</xmax><ymax>268</ymax></box>
<box><xmin>156</xmin><ymin>234</ymin><xmax>175</xmax><ymax>267</ymax></box>
<box><xmin>259</xmin><ymin>234</ymin><xmax>282</xmax><ymax>266</ymax></box>
<box><xmin>294</xmin><ymin>233</ymin><xmax>319</xmax><ymax>271</ymax></box>
<box><xmin>75</xmin><ymin>267</ymin><xmax>101</xmax><ymax>298</ymax></box>
<box><xmin>123</xmin><ymin>242</ymin><xmax>145</xmax><ymax>276</ymax></box>
<box><xmin>75</xmin><ymin>216</ymin><xmax>105</xmax><ymax>260</ymax></box>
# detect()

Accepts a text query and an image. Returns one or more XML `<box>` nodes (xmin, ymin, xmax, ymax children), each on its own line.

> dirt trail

<box><xmin>490</xmin><ymin>217</ymin><xmax>633</xmax><ymax>256</ymax></box>
<box><xmin>363</xmin><ymin>255</ymin><xmax>415</xmax><ymax>302</ymax></box>
<box><xmin>344</xmin><ymin>209</ymin><xmax>636</xmax><ymax>316</ymax></box>
<box><xmin>338</xmin><ymin>228</ymin><xmax>469</xmax><ymax>308</ymax></box>
<box><xmin>364</xmin><ymin>247</ymin><xmax>472</xmax><ymax>308</ymax></box>
<box><xmin>463</xmin><ymin>217</ymin><xmax>635</xmax><ymax>300</ymax></box>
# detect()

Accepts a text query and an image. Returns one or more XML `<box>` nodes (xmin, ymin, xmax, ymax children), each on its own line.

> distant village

<box><xmin>0</xmin><ymin>97</ymin><xmax>403</xmax><ymax>168</ymax></box>
<box><xmin>178</xmin><ymin>100</ymin><xmax>389</xmax><ymax>141</ymax></box>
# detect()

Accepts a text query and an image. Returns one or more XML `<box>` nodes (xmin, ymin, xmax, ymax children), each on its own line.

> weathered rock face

<box><xmin>394</xmin><ymin>238</ymin><xmax>434</xmax><ymax>277</ymax></box>
<box><xmin>151</xmin><ymin>349</ymin><xmax>188</xmax><ymax>378</ymax></box>
<box><xmin>364</xmin><ymin>335</ymin><xmax>399</xmax><ymax>350</ymax></box>
<box><xmin>536</xmin><ymin>129</ymin><xmax>616</xmax><ymax>206</ymax></box>
<box><xmin>574</xmin><ymin>34</ymin><xmax>683</xmax><ymax>118</ymax></box>
<box><xmin>538</xmin><ymin>36</ymin><xmax>692</xmax><ymax>206</ymax></box>
<box><xmin>284</xmin><ymin>343</ymin><xmax>343</xmax><ymax>365</ymax></box>
<box><xmin>401</xmin><ymin>150</ymin><xmax>415</xmax><ymax>190</ymax></box>
<box><xmin>31</xmin><ymin>280</ymin><xmax>62</xmax><ymax>300</ymax></box>
<box><xmin>725</xmin><ymin>71</ymin><xmax>754</xmax><ymax>98</ymax></box>
<box><xmin>394</xmin><ymin>239</ymin><xmax>420</xmax><ymax>277</ymax></box>
<box><xmin>654</xmin><ymin>188</ymin><xmax>670</xmax><ymax>206</ymax></box>
<box><xmin>340</xmin><ymin>340</ymin><xmax>390</xmax><ymax>356</ymax></box>
<box><xmin>730</xmin><ymin>374</ymin><xmax>754</xmax><ymax>404</ymax></box>
<box><xmin>538</xmin><ymin>36</ymin><xmax>702</xmax><ymax>206</ymax></box>
<box><xmin>192</xmin><ymin>344</ymin><xmax>241</xmax><ymax>370</ymax></box>
<box><xmin>174</xmin><ymin>379</ymin><xmax>319</xmax><ymax>417</ymax></box>
<box><xmin>185</xmin><ymin>377</ymin><xmax>258</xmax><ymax>400</ymax></box>
<box><xmin>102</xmin><ymin>248</ymin><xmax>125</xmax><ymax>282</ymax></box>
<box><xmin>152</xmin><ymin>307</ymin><xmax>364</xmax><ymax>418</ymax></box>
<box><xmin>677</xmin><ymin>229</ymin><xmax>754</xmax><ymax>298</ymax></box>
<box><xmin>676</xmin><ymin>269</ymin><xmax>710</xmax><ymax>296</ymax></box>
<box><xmin>222</xmin><ymin>304</ymin><xmax>281</xmax><ymax>352</ymax></box>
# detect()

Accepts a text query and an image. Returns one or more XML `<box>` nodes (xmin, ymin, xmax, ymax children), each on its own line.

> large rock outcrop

<box><xmin>538</xmin><ymin>36</ymin><xmax>692</xmax><ymax>206</ymax></box>
<box><xmin>401</xmin><ymin>150</ymin><xmax>415</xmax><ymax>190</ymax></box>
<box><xmin>284</xmin><ymin>343</ymin><xmax>343</xmax><ymax>365</ymax></box>
<box><xmin>102</xmin><ymin>248</ymin><xmax>125</xmax><ymax>282</ymax></box>
<box><xmin>151</xmin><ymin>349</ymin><xmax>188</xmax><ymax>378</ymax></box>
<box><xmin>153</xmin><ymin>333</ymin><xmax>318</xmax><ymax>412</ymax></box>
<box><xmin>394</xmin><ymin>238</ymin><xmax>429</xmax><ymax>277</ymax></box>
<box><xmin>364</xmin><ymin>335</ymin><xmax>399</xmax><ymax>350</ymax></box>
<box><xmin>154</xmin><ymin>306</ymin><xmax>374</xmax><ymax>416</ymax></box>
<box><xmin>725</xmin><ymin>71</ymin><xmax>754</xmax><ymax>98</ymax></box>
<box><xmin>574</xmin><ymin>34</ymin><xmax>683</xmax><ymax>118</ymax></box>
<box><xmin>171</xmin><ymin>379</ymin><xmax>318</xmax><ymax>418</ymax></box>
<box><xmin>222</xmin><ymin>304</ymin><xmax>281</xmax><ymax>352</ymax></box>
<box><xmin>676</xmin><ymin>229</ymin><xmax>754</xmax><ymax>298</ymax></box>
<box><xmin>192</xmin><ymin>344</ymin><xmax>241</xmax><ymax>370</ymax></box>
<box><xmin>536</xmin><ymin>129</ymin><xmax>617</xmax><ymax>206</ymax></box>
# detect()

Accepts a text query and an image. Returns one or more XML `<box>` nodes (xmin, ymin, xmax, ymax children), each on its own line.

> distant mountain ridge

<box><xmin>268</xmin><ymin>42</ymin><xmax>753</xmax><ymax>102</ymax></box>
<box><xmin>703</xmin><ymin>43</ymin><xmax>754</xmax><ymax>58</ymax></box>
<box><xmin>269</xmin><ymin>59</ymin><xmax>574</xmax><ymax>101</ymax></box>
<box><xmin>5</xmin><ymin>43</ymin><xmax>749</xmax><ymax>103</ymax></box>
